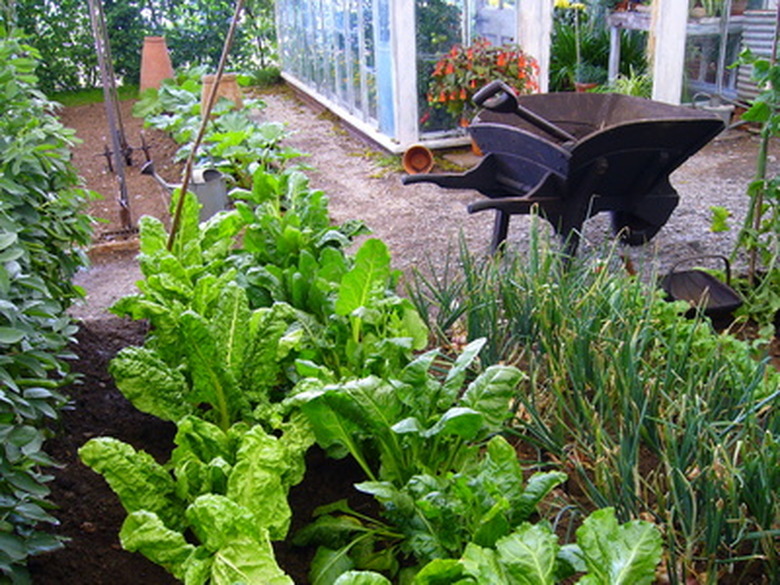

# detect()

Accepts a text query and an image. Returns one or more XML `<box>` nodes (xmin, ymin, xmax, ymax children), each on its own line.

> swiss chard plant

<box><xmin>80</xmin><ymin>413</ymin><xmax>313</xmax><ymax>584</ymax></box>
<box><xmin>294</xmin><ymin>338</ymin><xmax>522</xmax><ymax>484</ymax></box>
<box><xmin>327</xmin><ymin>508</ymin><xmax>663</xmax><ymax>585</ymax></box>
<box><xmin>0</xmin><ymin>33</ymin><xmax>94</xmax><ymax>581</ymax></box>
<box><xmin>295</xmin><ymin>435</ymin><xmax>566</xmax><ymax>581</ymax></box>
<box><xmin>410</xmin><ymin>506</ymin><xmax>663</xmax><ymax>585</ymax></box>
<box><xmin>292</xmin><ymin>340</ymin><xmax>556</xmax><ymax>581</ymax></box>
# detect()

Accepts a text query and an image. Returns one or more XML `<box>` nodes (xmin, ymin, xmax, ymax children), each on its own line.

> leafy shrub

<box><xmin>10</xmin><ymin>0</ymin><xmax>279</xmax><ymax>93</ymax></box>
<box><xmin>0</xmin><ymin>34</ymin><xmax>93</xmax><ymax>581</ymax></box>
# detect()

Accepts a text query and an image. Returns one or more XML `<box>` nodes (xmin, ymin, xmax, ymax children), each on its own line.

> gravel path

<box><xmin>70</xmin><ymin>87</ymin><xmax>779</xmax><ymax>321</ymax></box>
<box><xmin>259</xmin><ymin>87</ymin><xmax>778</xmax><ymax>279</ymax></box>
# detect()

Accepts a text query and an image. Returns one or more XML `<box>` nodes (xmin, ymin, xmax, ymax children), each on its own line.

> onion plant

<box><xmin>409</xmin><ymin>221</ymin><xmax>779</xmax><ymax>584</ymax></box>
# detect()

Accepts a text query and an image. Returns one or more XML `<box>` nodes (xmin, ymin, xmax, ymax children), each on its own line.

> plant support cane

<box><xmin>167</xmin><ymin>0</ymin><xmax>245</xmax><ymax>251</ymax></box>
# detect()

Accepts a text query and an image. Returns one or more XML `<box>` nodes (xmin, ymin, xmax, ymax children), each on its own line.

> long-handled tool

<box><xmin>86</xmin><ymin>0</ymin><xmax>133</xmax><ymax>231</ymax></box>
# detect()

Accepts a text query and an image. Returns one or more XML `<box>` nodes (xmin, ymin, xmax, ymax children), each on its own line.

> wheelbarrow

<box><xmin>403</xmin><ymin>80</ymin><xmax>725</xmax><ymax>255</ymax></box>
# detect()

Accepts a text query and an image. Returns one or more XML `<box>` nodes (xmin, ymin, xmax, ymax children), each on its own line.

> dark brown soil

<box><xmin>28</xmin><ymin>318</ymin><xmax>369</xmax><ymax>584</ymax></box>
<box><xmin>27</xmin><ymin>318</ymin><xmax>179</xmax><ymax>585</ymax></box>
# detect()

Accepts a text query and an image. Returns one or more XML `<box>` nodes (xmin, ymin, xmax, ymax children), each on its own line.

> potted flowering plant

<box><xmin>427</xmin><ymin>38</ymin><xmax>539</xmax><ymax>123</ymax></box>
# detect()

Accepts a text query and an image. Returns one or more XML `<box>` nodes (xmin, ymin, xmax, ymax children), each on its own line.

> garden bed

<box><xmin>29</xmin><ymin>86</ymin><xmax>779</xmax><ymax>584</ymax></box>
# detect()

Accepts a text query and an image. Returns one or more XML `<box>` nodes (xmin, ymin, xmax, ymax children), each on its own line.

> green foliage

<box><xmin>293</xmin><ymin>342</ymin><xmax>534</xmax><ymax>580</ymax></box>
<box><xmin>0</xmin><ymin>34</ymin><xmax>93</xmax><ymax>580</ymax></box>
<box><xmin>410</xmin><ymin>227</ymin><xmax>779</xmax><ymax>582</ymax></box>
<box><xmin>295</xmin><ymin>339</ymin><xmax>524</xmax><ymax>484</ymax></box>
<box><xmin>134</xmin><ymin>73</ymin><xmax>301</xmax><ymax>186</ymax></box>
<box><xmin>344</xmin><ymin>507</ymin><xmax>662</xmax><ymax>585</ymax></box>
<box><xmin>93</xmin><ymin>80</ymin><xmax>435</xmax><ymax>581</ymax></box>
<box><xmin>550</xmin><ymin>3</ymin><xmax>646</xmax><ymax>92</ymax></box>
<box><xmin>357</xmin><ymin>436</ymin><xmax>566</xmax><ymax>563</ymax></box>
<box><xmin>596</xmin><ymin>67</ymin><xmax>651</xmax><ymax>97</ymax></box>
<box><xmin>80</xmin><ymin>414</ymin><xmax>313</xmax><ymax>584</ymax></box>
<box><xmin>725</xmin><ymin>48</ymin><xmax>780</xmax><ymax>332</ymax></box>
<box><xmin>295</xmin><ymin>436</ymin><xmax>566</xmax><ymax>582</ymax></box>
<box><xmin>9</xmin><ymin>0</ymin><xmax>280</xmax><ymax>93</ymax></box>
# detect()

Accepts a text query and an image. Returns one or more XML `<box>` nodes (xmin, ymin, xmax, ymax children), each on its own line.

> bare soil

<box><xmin>30</xmin><ymin>85</ymin><xmax>779</xmax><ymax>584</ymax></box>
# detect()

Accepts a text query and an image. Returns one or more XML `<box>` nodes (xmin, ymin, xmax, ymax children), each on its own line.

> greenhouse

<box><xmin>276</xmin><ymin>0</ymin><xmax>777</xmax><ymax>151</ymax></box>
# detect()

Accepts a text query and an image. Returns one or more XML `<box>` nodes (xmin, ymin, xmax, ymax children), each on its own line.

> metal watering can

<box><xmin>141</xmin><ymin>161</ymin><xmax>228</xmax><ymax>222</ymax></box>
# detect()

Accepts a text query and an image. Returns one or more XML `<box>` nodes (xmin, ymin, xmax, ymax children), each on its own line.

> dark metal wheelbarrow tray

<box><xmin>403</xmin><ymin>80</ymin><xmax>725</xmax><ymax>255</ymax></box>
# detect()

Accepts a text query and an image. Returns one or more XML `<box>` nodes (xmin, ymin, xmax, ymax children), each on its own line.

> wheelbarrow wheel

<box><xmin>610</xmin><ymin>211</ymin><xmax>658</xmax><ymax>246</ymax></box>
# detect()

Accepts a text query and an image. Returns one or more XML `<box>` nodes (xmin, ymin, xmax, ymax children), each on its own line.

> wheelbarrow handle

<box><xmin>472</xmin><ymin>80</ymin><xmax>577</xmax><ymax>144</ymax></box>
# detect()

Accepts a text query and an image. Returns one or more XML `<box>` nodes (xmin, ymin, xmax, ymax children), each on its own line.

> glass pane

<box><xmin>417</xmin><ymin>0</ymin><xmax>465</xmax><ymax>134</ymax></box>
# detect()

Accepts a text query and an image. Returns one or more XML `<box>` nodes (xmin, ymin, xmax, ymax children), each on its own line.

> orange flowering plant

<box><xmin>427</xmin><ymin>38</ymin><xmax>539</xmax><ymax>121</ymax></box>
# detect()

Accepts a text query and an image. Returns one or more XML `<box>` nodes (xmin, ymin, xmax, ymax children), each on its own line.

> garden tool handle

<box><xmin>473</xmin><ymin>80</ymin><xmax>577</xmax><ymax>143</ymax></box>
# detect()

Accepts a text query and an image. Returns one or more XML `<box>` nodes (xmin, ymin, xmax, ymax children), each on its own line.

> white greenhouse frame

<box><xmin>276</xmin><ymin>0</ymin><xmax>778</xmax><ymax>153</ymax></box>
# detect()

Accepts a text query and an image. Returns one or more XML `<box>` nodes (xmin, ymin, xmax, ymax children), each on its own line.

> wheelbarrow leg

<box><xmin>490</xmin><ymin>210</ymin><xmax>510</xmax><ymax>253</ymax></box>
<box><xmin>558</xmin><ymin>157</ymin><xmax>609</xmax><ymax>258</ymax></box>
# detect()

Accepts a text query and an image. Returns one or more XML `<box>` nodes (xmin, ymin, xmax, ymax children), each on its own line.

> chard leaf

<box><xmin>169</xmin><ymin>190</ymin><xmax>202</xmax><ymax>267</ymax></box>
<box><xmin>119</xmin><ymin>510</ymin><xmax>196</xmax><ymax>581</ymax></box>
<box><xmin>443</xmin><ymin>338</ymin><xmax>486</xmax><ymax>393</ymax></box>
<box><xmin>401</xmin><ymin>301</ymin><xmax>430</xmax><ymax>350</ymax></box>
<box><xmin>201</xmin><ymin>210</ymin><xmax>245</xmax><ymax>260</ymax></box>
<box><xmin>296</xmin><ymin>384</ymin><xmax>365</xmax><ymax>463</ymax></box>
<box><xmin>334</xmin><ymin>571</ymin><xmax>393</xmax><ymax>585</ymax></box>
<box><xmin>310</xmin><ymin>546</ymin><xmax>355</xmax><ymax>585</ymax></box>
<box><xmin>512</xmin><ymin>471</ymin><xmax>567</xmax><ymax>525</ymax></box>
<box><xmin>180</xmin><ymin>310</ymin><xmax>244</xmax><ymax>429</ymax></box>
<box><xmin>459</xmin><ymin>543</ymin><xmax>505</xmax><ymax>583</ymax></box>
<box><xmin>575</xmin><ymin>508</ymin><xmax>662</xmax><ymax>585</ymax></box>
<box><xmin>422</xmin><ymin>407</ymin><xmax>483</xmax><ymax>440</ymax></box>
<box><xmin>241</xmin><ymin>302</ymin><xmax>302</xmax><ymax>403</ymax></box>
<box><xmin>477</xmin><ymin>436</ymin><xmax>524</xmax><ymax>502</ymax></box>
<box><xmin>227</xmin><ymin>426</ymin><xmax>294</xmax><ymax>539</ymax></box>
<box><xmin>172</xmin><ymin>416</ymin><xmax>232</xmax><ymax>467</ymax></box>
<box><xmin>414</xmin><ymin>558</ymin><xmax>472</xmax><ymax>584</ymax></box>
<box><xmin>185</xmin><ymin>494</ymin><xmax>294</xmax><ymax>585</ymax></box>
<box><xmin>335</xmin><ymin>238</ymin><xmax>391</xmax><ymax>318</ymax></box>
<box><xmin>137</xmin><ymin>215</ymin><xmax>169</xmax><ymax>256</ymax></box>
<box><xmin>79</xmin><ymin>438</ymin><xmax>184</xmax><ymax>530</ymax></box>
<box><xmin>318</xmin><ymin>245</ymin><xmax>349</xmax><ymax>283</ymax></box>
<box><xmin>495</xmin><ymin>523</ymin><xmax>558</xmax><ymax>585</ymax></box>
<box><xmin>109</xmin><ymin>345</ymin><xmax>193</xmax><ymax>422</ymax></box>
<box><xmin>292</xmin><ymin>513</ymin><xmax>367</xmax><ymax>549</ymax></box>
<box><xmin>399</xmin><ymin>349</ymin><xmax>439</xmax><ymax>387</ymax></box>
<box><xmin>461</xmin><ymin>365</ymin><xmax>524</xmax><ymax>430</ymax></box>
<box><xmin>212</xmin><ymin>282</ymin><xmax>250</xmax><ymax>379</ymax></box>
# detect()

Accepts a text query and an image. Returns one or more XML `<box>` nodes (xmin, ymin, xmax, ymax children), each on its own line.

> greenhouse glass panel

<box><xmin>278</xmin><ymin>0</ymin><xmax>386</xmax><ymax>131</ymax></box>
<box><xmin>417</xmin><ymin>0</ymin><xmax>466</xmax><ymax>134</ymax></box>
